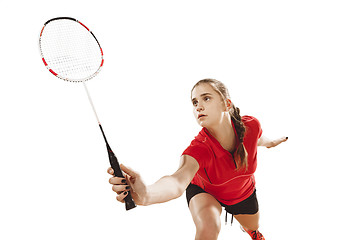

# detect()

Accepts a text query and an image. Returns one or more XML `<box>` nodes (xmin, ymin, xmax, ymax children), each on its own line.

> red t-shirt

<box><xmin>182</xmin><ymin>115</ymin><xmax>262</xmax><ymax>205</ymax></box>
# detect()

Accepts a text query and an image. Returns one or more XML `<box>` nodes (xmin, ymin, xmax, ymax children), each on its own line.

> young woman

<box><xmin>108</xmin><ymin>79</ymin><xmax>287</xmax><ymax>240</ymax></box>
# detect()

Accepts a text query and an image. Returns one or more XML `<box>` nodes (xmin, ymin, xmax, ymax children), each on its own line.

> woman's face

<box><xmin>191</xmin><ymin>83</ymin><xmax>229</xmax><ymax>128</ymax></box>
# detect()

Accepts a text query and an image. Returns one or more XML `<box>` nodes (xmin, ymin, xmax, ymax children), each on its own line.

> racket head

<box><xmin>39</xmin><ymin>17</ymin><xmax>104</xmax><ymax>82</ymax></box>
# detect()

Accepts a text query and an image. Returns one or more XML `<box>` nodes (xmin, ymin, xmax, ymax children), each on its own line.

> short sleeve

<box><xmin>253</xmin><ymin>116</ymin><xmax>262</xmax><ymax>139</ymax></box>
<box><xmin>182</xmin><ymin>141</ymin><xmax>212</xmax><ymax>168</ymax></box>
<box><xmin>242</xmin><ymin>115</ymin><xmax>262</xmax><ymax>139</ymax></box>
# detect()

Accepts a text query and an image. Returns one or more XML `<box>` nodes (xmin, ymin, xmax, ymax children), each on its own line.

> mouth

<box><xmin>198</xmin><ymin>114</ymin><xmax>207</xmax><ymax>119</ymax></box>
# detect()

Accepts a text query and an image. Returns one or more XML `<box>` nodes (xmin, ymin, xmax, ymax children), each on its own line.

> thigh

<box><xmin>189</xmin><ymin>192</ymin><xmax>222</xmax><ymax>226</ymax></box>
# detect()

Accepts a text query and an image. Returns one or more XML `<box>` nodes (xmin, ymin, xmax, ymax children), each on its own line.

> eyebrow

<box><xmin>191</xmin><ymin>93</ymin><xmax>213</xmax><ymax>102</ymax></box>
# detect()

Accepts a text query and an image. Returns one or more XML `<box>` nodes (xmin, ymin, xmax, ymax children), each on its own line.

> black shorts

<box><xmin>186</xmin><ymin>183</ymin><xmax>259</xmax><ymax>215</ymax></box>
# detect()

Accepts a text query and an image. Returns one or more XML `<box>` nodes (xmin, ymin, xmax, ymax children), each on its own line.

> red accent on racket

<box><xmin>49</xmin><ymin>69</ymin><xmax>57</xmax><ymax>76</ymax></box>
<box><xmin>78</xmin><ymin>21</ymin><xmax>90</xmax><ymax>31</ymax></box>
<box><xmin>40</xmin><ymin>26</ymin><xmax>45</xmax><ymax>37</ymax></box>
<box><xmin>42</xmin><ymin>58</ymin><xmax>47</xmax><ymax>66</ymax></box>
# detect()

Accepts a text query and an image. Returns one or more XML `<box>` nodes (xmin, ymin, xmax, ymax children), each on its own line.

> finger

<box><xmin>109</xmin><ymin>177</ymin><xmax>127</xmax><ymax>185</ymax></box>
<box><xmin>116</xmin><ymin>191</ymin><xmax>129</xmax><ymax>202</ymax></box>
<box><xmin>270</xmin><ymin>137</ymin><xmax>288</xmax><ymax>148</ymax></box>
<box><xmin>112</xmin><ymin>184</ymin><xmax>131</xmax><ymax>193</ymax></box>
<box><xmin>125</xmin><ymin>174</ymin><xmax>136</xmax><ymax>185</ymax></box>
<box><xmin>107</xmin><ymin>167</ymin><xmax>114</xmax><ymax>175</ymax></box>
<box><xmin>122</xmin><ymin>171</ymin><xmax>131</xmax><ymax>180</ymax></box>
<box><xmin>120</xmin><ymin>164</ymin><xmax>138</xmax><ymax>178</ymax></box>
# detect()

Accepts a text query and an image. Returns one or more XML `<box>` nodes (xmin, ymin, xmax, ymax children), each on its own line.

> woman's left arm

<box><xmin>257</xmin><ymin>135</ymin><xmax>288</xmax><ymax>148</ymax></box>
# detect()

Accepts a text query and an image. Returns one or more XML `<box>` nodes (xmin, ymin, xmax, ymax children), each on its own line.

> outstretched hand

<box><xmin>267</xmin><ymin>136</ymin><xmax>288</xmax><ymax>148</ymax></box>
<box><xmin>108</xmin><ymin>164</ymin><xmax>148</xmax><ymax>205</ymax></box>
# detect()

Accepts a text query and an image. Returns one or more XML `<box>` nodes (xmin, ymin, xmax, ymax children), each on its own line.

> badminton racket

<box><xmin>39</xmin><ymin>17</ymin><xmax>136</xmax><ymax>210</ymax></box>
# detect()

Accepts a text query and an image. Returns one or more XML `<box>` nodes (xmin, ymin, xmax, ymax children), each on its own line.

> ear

<box><xmin>224</xmin><ymin>99</ymin><xmax>232</xmax><ymax>112</ymax></box>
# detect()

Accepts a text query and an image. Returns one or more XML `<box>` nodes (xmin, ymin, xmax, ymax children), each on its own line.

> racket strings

<box><xmin>40</xmin><ymin>19</ymin><xmax>102</xmax><ymax>81</ymax></box>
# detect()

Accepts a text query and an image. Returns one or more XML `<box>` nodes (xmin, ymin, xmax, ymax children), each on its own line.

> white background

<box><xmin>1</xmin><ymin>0</ymin><xmax>359</xmax><ymax>239</ymax></box>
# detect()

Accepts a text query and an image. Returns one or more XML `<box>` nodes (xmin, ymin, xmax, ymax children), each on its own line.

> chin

<box><xmin>197</xmin><ymin>120</ymin><xmax>210</xmax><ymax>128</ymax></box>
<box><xmin>198</xmin><ymin>122</ymin><xmax>206</xmax><ymax>128</ymax></box>
<box><xmin>196</xmin><ymin>120</ymin><xmax>205</xmax><ymax>127</ymax></box>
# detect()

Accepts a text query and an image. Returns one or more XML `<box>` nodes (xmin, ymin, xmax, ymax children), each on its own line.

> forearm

<box><xmin>144</xmin><ymin>175</ymin><xmax>184</xmax><ymax>206</ymax></box>
<box><xmin>142</xmin><ymin>155</ymin><xmax>198</xmax><ymax>206</ymax></box>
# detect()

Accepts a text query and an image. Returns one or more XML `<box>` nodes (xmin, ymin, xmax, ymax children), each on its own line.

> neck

<box><xmin>206</xmin><ymin>115</ymin><xmax>236</xmax><ymax>152</ymax></box>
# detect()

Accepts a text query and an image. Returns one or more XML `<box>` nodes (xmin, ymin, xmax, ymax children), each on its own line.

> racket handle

<box><xmin>107</xmin><ymin>147</ymin><xmax>137</xmax><ymax>211</ymax></box>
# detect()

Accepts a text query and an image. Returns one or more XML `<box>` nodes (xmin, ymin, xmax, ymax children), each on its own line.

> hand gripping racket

<box><xmin>39</xmin><ymin>17</ymin><xmax>136</xmax><ymax>210</ymax></box>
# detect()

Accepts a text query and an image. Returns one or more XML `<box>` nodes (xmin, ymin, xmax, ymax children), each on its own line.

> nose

<box><xmin>196</xmin><ymin>104</ymin><xmax>204</xmax><ymax>112</ymax></box>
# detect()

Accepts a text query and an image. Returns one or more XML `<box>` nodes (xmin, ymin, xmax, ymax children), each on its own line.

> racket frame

<box><xmin>39</xmin><ymin>17</ymin><xmax>104</xmax><ymax>82</ymax></box>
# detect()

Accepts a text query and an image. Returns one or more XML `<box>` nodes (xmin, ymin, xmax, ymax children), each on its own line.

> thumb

<box><xmin>120</xmin><ymin>164</ymin><xmax>138</xmax><ymax>178</ymax></box>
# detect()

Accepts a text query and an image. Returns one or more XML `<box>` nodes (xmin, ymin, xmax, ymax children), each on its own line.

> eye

<box><xmin>192</xmin><ymin>100</ymin><xmax>198</xmax><ymax>106</ymax></box>
<box><xmin>204</xmin><ymin>96</ymin><xmax>211</xmax><ymax>101</ymax></box>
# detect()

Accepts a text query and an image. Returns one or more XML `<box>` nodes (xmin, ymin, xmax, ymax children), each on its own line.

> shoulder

<box><xmin>183</xmin><ymin>139</ymin><xmax>212</xmax><ymax>158</ymax></box>
<box><xmin>241</xmin><ymin>115</ymin><xmax>261</xmax><ymax>126</ymax></box>
<box><xmin>242</xmin><ymin>115</ymin><xmax>262</xmax><ymax>138</ymax></box>
<box><xmin>182</xmin><ymin>130</ymin><xmax>213</xmax><ymax>166</ymax></box>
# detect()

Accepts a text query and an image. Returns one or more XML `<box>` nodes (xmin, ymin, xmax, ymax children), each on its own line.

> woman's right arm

<box><xmin>108</xmin><ymin>155</ymin><xmax>199</xmax><ymax>206</ymax></box>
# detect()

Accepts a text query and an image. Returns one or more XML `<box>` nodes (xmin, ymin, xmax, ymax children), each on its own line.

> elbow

<box><xmin>171</xmin><ymin>184</ymin><xmax>184</xmax><ymax>200</ymax></box>
<box><xmin>173</xmin><ymin>180</ymin><xmax>187</xmax><ymax>200</ymax></box>
<box><xmin>176</xmin><ymin>185</ymin><xmax>185</xmax><ymax>199</ymax></box>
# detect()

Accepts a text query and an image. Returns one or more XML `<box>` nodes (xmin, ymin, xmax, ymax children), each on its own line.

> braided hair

<box><xmin>191</xmin><ymin>79</ymin><xmax>247</xmax><ymax>170</ymax></box>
